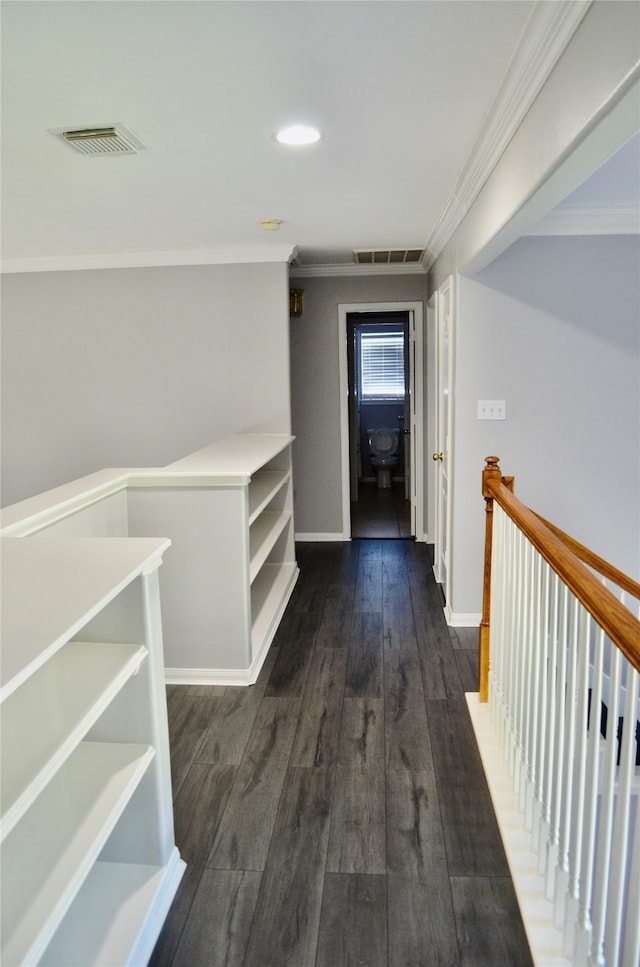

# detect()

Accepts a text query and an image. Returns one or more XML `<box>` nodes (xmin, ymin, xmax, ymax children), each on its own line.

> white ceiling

<box><xmin>4</xmin><ymin>1</ymin><xmax>634</xmax><ymax>274</ymax></box>
<box><xmin>1</xmin><ymin>0</ymin><xmax>540</xmax><ymax>268</ymax></box>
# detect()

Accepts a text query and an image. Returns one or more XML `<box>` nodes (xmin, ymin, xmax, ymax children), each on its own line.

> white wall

<box><xmin>1</xmin><ymin>261</ymin><xmax>291</xmax><ymax>505</ymax></box>
<box><xmin>449</xmin><ymin>235</ymin><xmax>640</xmax><ymax>617</ymax></box>
<box><xmin>429</xmin><ymin>0</ymin><xmax>640</xmax><ymax>620</ymax></box>
<box><xmin>431</xmin><ymin>1</ymin><xmax>640</xmax><ymax>288</ymax></box>
<box><xmin>289</xmin><ymin>273</ymin><xmax>428</xmax><ymax>536</ymax></box>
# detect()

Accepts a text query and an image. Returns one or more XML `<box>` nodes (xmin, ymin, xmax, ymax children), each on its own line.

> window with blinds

<box><xmin>360</xmin><ymin>330</ymin><xmax>405</xmax><ymax>398</ymax></box>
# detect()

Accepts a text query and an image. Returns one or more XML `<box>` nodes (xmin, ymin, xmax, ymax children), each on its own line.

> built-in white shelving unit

<box><xmin>162</xmin><ymin>433</ymin><xmax>299</xmax><ymax>681</ymax></box>
<box><xmin>0</xmin><ymin>433</ymin><xmax>299</xmax><ymax>686</ymax></box>
<box><xmin>0</xmin><ymin>536</ymin><xmax>185</xmax><ymax>967</ymax></box>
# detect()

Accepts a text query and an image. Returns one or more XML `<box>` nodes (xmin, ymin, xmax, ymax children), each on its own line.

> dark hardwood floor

<box><xmin>149</xmin><ymin>540</ymin><xmax>532</xmax><ymax>967</ymax></box>
<box><xmin>351</xmin><ymin>481</ymin><xmax>411</xmax><ymax>539</ymax></box>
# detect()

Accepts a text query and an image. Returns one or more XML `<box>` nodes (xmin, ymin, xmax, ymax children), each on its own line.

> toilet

<box><xmin>367</xmin><ymin>427</ymin><xmax>400</xmax><ymax>489</ymax></box>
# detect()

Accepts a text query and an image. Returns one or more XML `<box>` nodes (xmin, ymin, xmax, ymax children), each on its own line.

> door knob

<box><xmin>432</xmin><ymin>452</ymin><xmax>443</xmax><ymax>461</ymax></box>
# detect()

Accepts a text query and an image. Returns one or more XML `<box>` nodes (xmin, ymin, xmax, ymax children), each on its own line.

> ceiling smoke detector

<box><xmin>50</xmin><ymin>123</ymin><xmax>146</xmax><ymax>156</ymax></box>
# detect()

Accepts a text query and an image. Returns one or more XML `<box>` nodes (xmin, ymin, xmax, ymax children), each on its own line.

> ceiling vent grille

<box><xmin>354</xmin><ymin>248</ymin><xmax>424</xmax><ymax>264</ymax></box>
<box><xmin>51</xmin><ymin>124</ymin><xmax>146</xmax><ymax>156</ymax></box>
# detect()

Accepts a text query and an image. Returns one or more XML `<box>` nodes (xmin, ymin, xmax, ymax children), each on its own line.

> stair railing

<box><xmin>479</xmin><ymin>456</ymin><xmax>640</xmax><ymax>967</ymax></box>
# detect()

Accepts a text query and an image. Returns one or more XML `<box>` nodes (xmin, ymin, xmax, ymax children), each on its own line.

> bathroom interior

<box><xmin>348</xmin><ymin>310</ymin><xmax>412</xmax><ymax>539</ymax></box>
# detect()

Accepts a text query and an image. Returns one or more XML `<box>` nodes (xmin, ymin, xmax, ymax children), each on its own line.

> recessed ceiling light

<box><xmin>274</xmin><ymin>124</ymin><xmax>322</xmax><ymax>146</ymax></box>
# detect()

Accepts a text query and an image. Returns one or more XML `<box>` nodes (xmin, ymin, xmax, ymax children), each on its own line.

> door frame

<box><xmin>432</xmin><ymin>276</ymin><xmax>455</xmax><ymax>606</ymax></box>
<box><xmin>338</xmin><ymin>301</ymin><xmax>424</xmax><ymax>540</ymax></box>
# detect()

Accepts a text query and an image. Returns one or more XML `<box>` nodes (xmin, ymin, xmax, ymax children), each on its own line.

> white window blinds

<box><xmin>360</xmin><ymin>331</ymin><xmax>405</xmax><ymax>398</ymax></box>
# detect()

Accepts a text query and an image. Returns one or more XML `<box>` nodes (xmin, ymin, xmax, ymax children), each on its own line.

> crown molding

<box><xmin>423</xmin><ymin>0</ymin><xmax>593</xmax><ymax>270</ymax></box>
<box><xmin>289</xmin><ymin>262</ymin><xmax>427</xmax><ymax>279</ymax></box>
<box><xmin>0</xmin><ymin>245</ymin><xmax>297</xmax><ymax>274</ymax></box>
<box><xmin>524</xmin><ymin>205</ymin><xmax>640</xmax><ymax>236</ymax></box>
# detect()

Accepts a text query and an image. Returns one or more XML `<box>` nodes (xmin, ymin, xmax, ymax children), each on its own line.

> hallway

<box><xmin>150</xmin><ymin>540</ymin><xmax>532</xmax><ymax>966</ymax></box>
<box><xmin>350</xmin><ymin>481</ymin><xmax>411</xmax><ymax>539</ymax></box>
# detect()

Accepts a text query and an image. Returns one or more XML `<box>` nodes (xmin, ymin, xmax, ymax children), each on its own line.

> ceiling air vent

<box><xmin>51</xmin><ymin>124</ymin><xmax>146</xmax><ymax>156</ymax></box>
<box><xmin>354</xmin><ymin>248</ymin><xmax>424</xmax><ymax>265</ymax></box>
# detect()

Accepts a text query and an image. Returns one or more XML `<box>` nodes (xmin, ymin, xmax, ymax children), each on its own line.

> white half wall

<box><xmin>1</xmin><ymin>261</ymin><xmax>291</xmax><ymax>505</ymax></box>
<box><xmin>449</xmin><ymin>235</ymin><xmax>640</xmax><ymax>617</ymax></box>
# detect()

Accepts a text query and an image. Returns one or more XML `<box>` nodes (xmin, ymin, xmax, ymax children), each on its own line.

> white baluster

<box><xmin>564</xmin><ymin>606</ymin><xmax>591</xmax><ymax>956</ymax></box>
<box><xmin>533</xmin><ymin>557</ymin><xmax>551</xmax><ymax>859</ymax></box>
<box><xmin>604</xmin><ymin>663</ymin><xmax>639</xmax><ymax>966</ymax></box>
<box><xmin>541</xmin><ymin>570</ymin><xmax>560</xmax><ymax>879</ymax></box>
<box><xmin>490</xmin><ymin>507</ymin><xmax>507</xmax><ymax>733</ymax></box>
<box><xmin>515</xmin><ymin>532</ymin><xmax>530</xmax><ymax>803</ymax></box>
<box><xmin>621</xmin><ymin>716</ymin><xmax>640</xmax><ymax>967</ymax></box>
<box><xmin>574</xmin><ymin>625</ymin><xmax>605</xmax><ymax>964</ymax></box>
<box><xmin>508</xmin><ymin>526</ymin><xmax>523</xmax><ymax>783</ymax></box>
<box><xmin>524</xmin><ymin>548</ymin><xmax>542</xmax><ymax>833</ymax></box>
<box><xmin>506</xmin><ymin>518</ymin><xmax>519</xmax><ymax>768</ymax></box>
<box><xmin>547</xmin><ymin>582</ymin><xmax>569</xmax><ymax>902</ymax></box>
<box><xmin>589</xmin><ymin>646</ymin><xmax>623</xmax><ymax>967</ymax></box>
<box><xmin>555</xmin><ymin>594</ymin><xmax>580</xmax><ymax>928</ymax></box>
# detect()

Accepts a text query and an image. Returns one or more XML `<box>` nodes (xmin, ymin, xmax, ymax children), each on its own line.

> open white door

<box><xmin>406</xmin><ymin>309</ymin><xmax>422</xmax><ymax>538</ymax></box>
<box><xmin>433</xmin><ymin>277</ymin><xmax>454</xmax><ymax>598</ymax></box>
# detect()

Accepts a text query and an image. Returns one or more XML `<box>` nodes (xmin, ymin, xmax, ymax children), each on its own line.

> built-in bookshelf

<box><xmin>0</xmin><ymin>536</ymin><xmax>184</xmax><ymax>966</ymax></box>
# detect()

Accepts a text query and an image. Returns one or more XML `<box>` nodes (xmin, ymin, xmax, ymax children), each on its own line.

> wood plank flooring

<box><xmin>150</xmin><ymin>540</ymin><xmax>532</xmax><ymax>967</ymax></box>
<box><xmin>350</xmin><ymin>482</ymin><xmax>411</xmax><ymax>538</ymax></box>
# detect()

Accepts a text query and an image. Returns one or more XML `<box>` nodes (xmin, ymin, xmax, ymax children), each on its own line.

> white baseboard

<box><xmin>444</xmin><ymin>608</ymin><xmax>481</xmax><ymax>627</ymax></box>
<box><xmin>296</xmin><ymin>531</ymin><xmax>429</xmax><ymax>543</ymax></box>
<box><xmin>295</xmin><ymin>532</ymin><xmax>350</xmax><ymax>542</ymax></box>
<box><xmin>131</xmin><ymin>848</ymin><xmax>187</xmax><ymax>967</ymax></box>
<box><xmin>165</xmin><ymin>666</ymin><xmax>255</xmax><ymax>686</ymax></box>
<box><xmin>465</xmin><ymin>693</ymin><xmax>567</xmax><ymax>967</ymax></box>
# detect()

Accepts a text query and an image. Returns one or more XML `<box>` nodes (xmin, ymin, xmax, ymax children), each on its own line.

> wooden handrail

<box><xmin>531</xmin><ymin>511</ymin><xmax>640</xmax><ymax>601</ymax></box>
<box><xmin>480</xmin><ymin>457</ymin><xmax>640</xmax><ymax>701</ymax></box>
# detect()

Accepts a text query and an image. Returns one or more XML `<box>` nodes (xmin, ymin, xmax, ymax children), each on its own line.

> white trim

<box><xmin>337</xmin><ymin>302</ymin><xmax>425</xmax><ymax>544</ymax></box>
<box><xmin>290</xmin><ymin>262</ymin><xmax>427</xmax><ymax>279</ymax></box>
<box><xmin>164</xmin><ymin>667</ymin><xmax>255</xmax><ymax>687</ymax></box>
<box><xmin>444</xmin><ymin>608</ymin><xmax>481</xmax><ymax>628</ymax></box>
<box><xmin>463</xmin><ymin>74</ymin><xmax>640</xmax><ymax>275</ymax></box>
<box><xmin>423</xmin><ymin>0</ymin><xmax>592</xmax><ymax>269</ymax></box>
<box><xmin>466</xmin><ymin>693</ymin><xmax>568</xmax><ymax>967</ymax></box>
<box><xmin>524</xmin><ymin>204</ymin><xmax>640</xmax><ymax>236</ymax></box>
<box><xmin>338</xmin><ymin>305</ymin><xmax>353</xmax><ymax>540</ymax></box>
<box><xmin>295</xmin><ymin>532</ymin><xmax>350</xmax><ymax>542</ymax></box>
<box><xmin>1</xmin><ymin>245</ymin><xmax>296</xmax><ymax>275</ymax></box>
<box><xmin>129</xmin><ymin>848</ymin><xmax>186</xmax><ymax>967</ymax></box>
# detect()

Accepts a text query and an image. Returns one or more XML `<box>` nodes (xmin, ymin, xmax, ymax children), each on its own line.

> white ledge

<box><xmin>524</xmin><ymin>205</ymin><xmax>640</xmax><ymax>236</ymax></box>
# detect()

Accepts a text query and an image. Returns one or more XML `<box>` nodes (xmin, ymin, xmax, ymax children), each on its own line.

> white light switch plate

<box><xmin>477</xmin><ymin>400</ymin><xmax>506</xmax><ymax>420</ymax></box>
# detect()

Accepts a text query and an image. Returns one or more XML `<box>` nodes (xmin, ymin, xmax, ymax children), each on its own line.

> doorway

<box><xmin>338</xmin><ymin>301</ymin><xmax>424</xmax><ymax>541</ymax></box>
<box><xmin>348</xmin><ymin>311</ymin><xmax>410</xmax><ymax>537</ymax></box>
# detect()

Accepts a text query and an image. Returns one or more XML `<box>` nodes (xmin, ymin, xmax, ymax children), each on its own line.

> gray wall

<box><xmin>450</xmin><ymin>235</ymin><xmax>640</xmax><ymax>617</ymax></box>
<box><xmin>289</xmin><ymin>273</ymin><xmax>428</xmax><ymax>536</ymax></box>
<box><xmin>1</xmin><ymin>261</ymin><xmax>291</xmax><ymax>505</ymax></box>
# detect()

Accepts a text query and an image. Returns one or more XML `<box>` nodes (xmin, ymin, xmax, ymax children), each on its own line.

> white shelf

<box><xmin>1</xmin><ymin>433</ymin><xmax>298</xmax><ymax>689</ymax></box>
<box><xmin>251</xmin><ymin>563</ymin><xmax>299</xmax><ymax>656</ymax></box>
<box><xmin>249</xmin><ymin>511</ymin><xmax>291</xmax><ymax>583</ymax></box>
<box><xmin>0</xmin><ymin>536</ymin><xmax>169</xmax><ymax>703</ymax></box>
<box><xmin>0</xmin><ymin>641</ymin><xmax>147</xmax><ymax>843</ymax></box>
<box><xmin>248</xmin><ymin>469</ymin><xmax>289</xmax><ymax>524</ymax></box>
<box><xmin>1</xmin><ymin>741</ymin><xmax>154</xmax><ymax>966</ymax></box>
<box><xmin>39</xmin><ymin>857</ymin><xmax>183</xmax><ymax>966</ymax></box>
